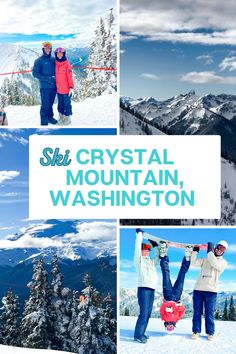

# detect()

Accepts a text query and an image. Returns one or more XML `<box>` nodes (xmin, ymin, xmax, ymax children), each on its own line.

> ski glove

<box><xmin>193</xmin><ymin>246</ymin><xmax>200</xmax><ymax>252</ymax></box>
<box><xmin>207</xmin><ymin>242</ymin><xmax>214</xmax><ymax>253</ymax></box>
<box><xmin>136</xmin><ymin>228</ymin><xmax>143</xmax><ymax>234</ymax></box>
<box><xmin>148</xmin><ymin>239</ymin><xmax>158</xmax><ymax>248</ymax></box>
<box><xmin>69</xmin><ymin>88</ymin><xmax>74</xmax><ymax>98</ymax></box>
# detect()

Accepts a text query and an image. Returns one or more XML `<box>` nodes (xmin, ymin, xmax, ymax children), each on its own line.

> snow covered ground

<box><xmin>4</xmin><ymin>93</ymin><xmax>117</xmax><ymax>127</ymax></box>
<box><xmin>120</xmin><ymin>108</ymin><xmax>164</xmax><ymax>135</ymax></box>
<box><xmin>120</xmin><ymin>316</ymin><xmax>236</xmax><ymax>354</ymax></box>
<box><xmin>0</xmin><ymin>345</ymin><xmax>74</xmax><ymax>354</ymax></box>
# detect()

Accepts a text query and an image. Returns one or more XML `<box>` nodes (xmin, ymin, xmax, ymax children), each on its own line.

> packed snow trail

<box><xmin>4</xmin><ymin>93</ymin><xmax>117</xmax><ymax>127</ymax></box>
<box><xmin>120</xmin><ymin>316</ymin><xmax>236</xmax><ymax>354</ymax></box>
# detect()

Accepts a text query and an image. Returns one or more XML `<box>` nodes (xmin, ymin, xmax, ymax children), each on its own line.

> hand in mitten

<box><xmin>69</xmin><ymin>88</ymin><xmax>74</xmax><ymax>98</ymax></box>
<box><xmin>193</xmin><ymin>246</ymin><xmax>200</xmax><ymax>252</ymax></box>
<box><xmin>148</xmin><ymin>239</ymin><xmax>158</xmax><ymax>248</ymax></box>
<box><xmin>136</xmin><ymin>228</ymin><xmax>143</xmax><ymax>234</ymax></box>
<box><xmin>48</xmin><ymin>76</ymin><xmax>55</xmax><ymax>85</ymax></box>
<box><xmin>207</xmin><ymin>242</ymin><xmax>214</xmax><ymax>253</ymax></box>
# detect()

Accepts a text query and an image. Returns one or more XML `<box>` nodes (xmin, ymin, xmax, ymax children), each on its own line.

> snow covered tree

<box><xmin>102</xmin><ymin>293</ymin><xmax>116</xmax><ymax>351</ymax></box>
<box><xmin>79</xmin><ymin>9</ymin><xmax>117</xmax><ymax>101</ymax></box>
<box><xmin>229</xmin><ymin>295</ymin><xmax>236</xmax><ymax>321</ymax></box>
<box><xmin>223</xmin><ymin>297</ymin><xmax>228</xmax><ymax>321</ymax></box>
<box><xmin>215</xmin><ymin>307</ymin><xmax>221</xmax><ymax>320</ymax></box>
<box><xmin>0</xmin><ymin>290</ymin><xmax>20</xmax><ymax>346</ymax></box>
<box><xmin>51</xmin><ymin>255</ymin><xmax>71</xmax><ymax>351</ymax></box>
<box><xmin>20</xmin><ymin>258</ymin><xmax>53</xmax><ymax>349</ymax></box>
<box><xmin>104</xmin><ymin>8</ymin><xmax>117</xmax><ymax>91</ymax></box>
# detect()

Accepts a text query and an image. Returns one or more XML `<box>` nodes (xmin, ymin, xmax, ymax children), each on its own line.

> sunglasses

<box><xmin>55</xmin><ymin>47</ymin><xmax>65</xmax><ymax>53</ymax></box>
<box><xmin>216</xmin><ymin>245</ymin><xmax>226</xmax><ymax>252</ymax></box>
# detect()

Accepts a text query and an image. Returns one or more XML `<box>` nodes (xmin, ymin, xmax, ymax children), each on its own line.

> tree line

<box><xmin>0</xmin><ymin>256</ymin><xmax>116</xmax><ymax>353</ymax></box>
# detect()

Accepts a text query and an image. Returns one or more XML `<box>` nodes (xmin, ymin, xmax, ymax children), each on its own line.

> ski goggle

<box><xmin>216</xmin><ymin>244</ymin><xmax>226</xmax><ymax>252</ymax></box>
<box><xmin>42</xmin><ymin>42</ymin><xmax>52</xmax><ymax>48</ymax></box>
<box><xmin>55</xmin><ymin>47</ymin><xmax>65</xmax><ymax>53</ymax></box>
<box><xmin>166</xmin><ymin>325</ymin><xmax>175</xmax><ymax>332</ymax></box>
<box><xmin>142</xmin><ymin>243</ymin><xmax>151</xmax><ymax>251</ymax></box>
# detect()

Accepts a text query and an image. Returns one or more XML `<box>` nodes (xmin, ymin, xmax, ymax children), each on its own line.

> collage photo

<box><xmin>0</xmin><ymin>1</ymin><xmax>236</xmax><ymax>354</ymax></box>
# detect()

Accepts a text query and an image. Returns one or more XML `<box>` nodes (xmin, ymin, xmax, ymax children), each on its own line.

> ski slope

<box><xmin>4</xmin><ymin>93</ymin><xmax>117</xmax><ymax>127</ymax></box>
<box><xmin>120</xmin><ymin>316</ymin><xmax>236</xmax><ymax>354</ymax></box>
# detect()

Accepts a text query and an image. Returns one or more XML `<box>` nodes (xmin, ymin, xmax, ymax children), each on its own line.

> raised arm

<box><xmin>207</xmin><ymin>252</ymin><xmax>227</xmax><ymax>272</ymax></box>
<box><xmin>134</xmin><ymin>229</ymin><xmax>143</xmax><ymax>269</ymax></box>
<box><xmin>191</xmin><ymin>250</ymin><xmax>204</xmax><ymax>267</ymax></box>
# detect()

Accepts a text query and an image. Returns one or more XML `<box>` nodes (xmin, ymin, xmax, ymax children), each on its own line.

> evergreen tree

<box><xmin>12</xmin><ymin>80</ymin><xmax>21</xmax><ymax>105</ymax></box>
<box><xmin>0</xmin><ymin>290</ymin><xmax>20</xmax><ymax>346</ymax></box>
<box><xmin>229</xmin><ymin>295</ymin><xmax>236</xmax><ymax>321</ymax></box>
<box><xmin>20</xmin><ymin>258</ymin><xmax>53</xmax><ymax>349</ymax></box>
<box><xmin>51</xmin><ymin>255</ymin><xmax>71</xmax><ymax>351</ymax></box>
<box><xmin>124</xmin><ymin>307</ymin><xmax>130</xmax><ymax>316</ymax></box>
<box><xmin>223</xmin><ymin>297</ymin><xmax>228</xmax><ymax>321</ymax></box>
<box><xmin>79</xmin><ymin>9</ymin><xmax>117</xmax><ymax>101</ymax></box>
<box><xmin>104</xmin><ymin>8</ymin><xmax>117</xmax><ymax>91</ymax></box>
<box><xmin>102</xmin><ymin>293</ymin><xmax>117</xmax><ymax>350</ymax></box>
<box><xmin>215</xmin><ymin>307</ymin><xmax>221</xmax><ymax>320</ymax></box>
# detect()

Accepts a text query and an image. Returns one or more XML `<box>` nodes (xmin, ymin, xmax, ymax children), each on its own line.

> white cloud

<box><xmin>120</xmin><ymin>259</ymin><xmax>134</xmax><ymax>269</ymax></box>
<box><xmin>196</xmin><ymin>54</ymin><xmax>213</xmax><ymax>65</ymax></box>
<box><xmin>121</xmin><ymin>1</ymin><xmax>236</xmax><ymax>45</ymax></box>
<box><xmin>0</xmin><ymin>171</ymin><xmax>20</xmax><ymax>184</ymax></box>
<box><xmin>140</xmin><ymin>73</ymin><xmax>160</xmax><ymax>80</ymax></box>
<box><xmin>120</xmin><ymin>49</ymin><xmax>126</xmax><ymax>54</ymax></box>
<box><xmin>219</xmin><ymin>56</ymin><xmax>236</xmax><ymax>71</ymax></box>
<box><xmin>0</xmin><ymin>132</ymin><xmax>28</xmax><ymax>145</ymax></box>
<box><xmin>180</xmin><ymin>71</ymin><xmax>236</xmax><ymax>84</ymax></box>
<box><xmin>0</xmin><ymin>192</ymin><xmax>19</xmax><ymax>197</ymax></box>
<box><xmin>0</xmin><ymin>234</ymin><xmax>63</xmax><ymax>249</ymax></box>
<box><xmin>0</xmin><ymin>0</ymin><xmax>116</xmax><ymax>47</ymax></box>
<box><xmin>120</xmin><ymin>33</ymin><xmax>138</xmax><ymax>42</ymax></box>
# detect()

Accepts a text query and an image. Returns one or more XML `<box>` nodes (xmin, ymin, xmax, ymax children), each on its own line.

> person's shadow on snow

<box><xmin>120</xmin><ymin>329</ymin><xmax>167</xmax><ymax>342</ymax></box>
<box><xmin>120</xmin><ymin>328</ymin><xmax>195</xmax><ymax>342</ymax></box>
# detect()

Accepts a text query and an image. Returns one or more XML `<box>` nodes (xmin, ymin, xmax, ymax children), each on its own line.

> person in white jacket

<box><xmin>134</xmin><ymin>229</ymin><xmax>159</xmax><ymax>343</ymax></box>
<box><xmin>191</xmin><ymin>240</ymin><xmax>228</xmax><ymax>341</ymax></box>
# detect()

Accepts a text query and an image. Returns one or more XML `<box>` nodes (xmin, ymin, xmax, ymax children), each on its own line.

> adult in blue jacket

<box><xmin>33</xmin><ymin>42</ymin><xmax>58</xmax><ymax>126</ymax></box>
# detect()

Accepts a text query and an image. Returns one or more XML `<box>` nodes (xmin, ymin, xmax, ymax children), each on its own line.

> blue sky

<box><xmin>120</xmin><ymin>228</ymin><xmax>236</xmax><ymax>292</ymax></box>
<box><xmin>0</xmin><ymin>0</ymin><xmax>116</xmax><ymax>48</ymax></box>
<box><xmin>120</xmin><ymin>0</ymin><xmax>236</xmax><ymax>100</ymax></box>
<box><xmin>0</xmin><ymin>128</ymin><xmax>116</xmax><ymax>237</ymax></box>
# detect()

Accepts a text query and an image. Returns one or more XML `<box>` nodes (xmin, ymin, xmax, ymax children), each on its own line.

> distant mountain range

<box><xmin>0</xmin><ymin>43</ymin><xmax>89</xmax><ymax>104</ymax></box>
<box><xmin>120</xmin><ymin>288</ymin><xmax>236</xmax><ymax>318</ymax></box>
<box><xmin>120</xmin><ymin>92</ymin><xmax>236</xmax><ymax>225</ymax></box>
<box><xmin>0</xmin><ymin>219</ymin><xmax>116</xmax><ymax>309</ymax></box>
<box><xmin>121</xmin><ymin>91</ymin><xmax>236</xmax><ymax>163</ymax></box>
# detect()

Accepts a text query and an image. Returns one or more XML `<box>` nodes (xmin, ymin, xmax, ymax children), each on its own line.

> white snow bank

<box><xmin>4</xmin><ymin>93</ymin><xmax>117</xmax><ymax>127</ymax></box>
<box><xmin>0</xmin><ymin>345</ymin><xmax>75</xmax><ymax>354</ymax></box>
<box><xmin>120</xmin><ymin>316</ymin><xmax>236</xmax><ymax>354</ymax></box>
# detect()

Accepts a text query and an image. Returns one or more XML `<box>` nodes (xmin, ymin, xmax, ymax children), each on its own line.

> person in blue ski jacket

<box><xmin>32</xmin><ymin>42</ymin><xmax>58</xmax><ymax>126</ymax></box>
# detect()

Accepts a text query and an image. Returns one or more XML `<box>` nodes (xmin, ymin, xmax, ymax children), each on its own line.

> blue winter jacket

<box><xmin>32</xmin><ymin>54</ymin><xmax>56</xmax><ymax>89</ymax></box>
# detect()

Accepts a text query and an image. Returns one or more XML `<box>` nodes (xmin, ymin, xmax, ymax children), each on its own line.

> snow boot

<box><xmin>191</xmin><ymin>333</ymin><xmax>200</xmax><ymax>340</ymax></box>
<box><xmin>63</xmin><ymin>115</ymin><xmax>71</xmax><ymax>125</ymax></box>
<box><xmin>159</xmin><ymin>241</ymin><xmax>167</xmax><ymax>258</ymax></box>
<box><xmin>58</xmin><ymin>112</ymin><xmax>65</xmax><ymax>125</ymax></box>
<box><xmin>134</xmin><ymin>336</ymin><xmax>147</xmax><ymax>344</ymax></box>
<box><xmin>185</xmin><ymin>245</ymin><xmax>193</xmax><ymax>261</ymax></box>
<box><xmin>48</xmin><ymin>117</ymin><xmax>58</xmax><ymax>125</ymax></box>
<box><xmin>207</xmin><ymin>334</ymin><xmax>216</xmax><ymax>341</ymax></box>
